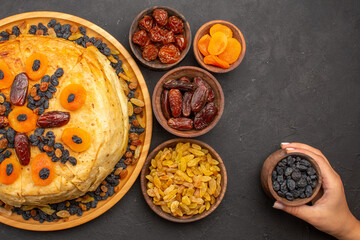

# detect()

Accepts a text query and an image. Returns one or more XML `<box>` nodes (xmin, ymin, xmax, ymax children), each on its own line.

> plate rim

<box><xmin>0</xmin><ymin>11</ymin><xmax>153</xmax><ymax>231</ymax></box>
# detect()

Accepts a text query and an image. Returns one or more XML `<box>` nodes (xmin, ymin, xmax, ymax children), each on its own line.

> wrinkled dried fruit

<box><xmin>158</xmin><ymin>44</ymin><xmax>180</xmax><ymax>64</ymax></box>
<box><xmin>175</xmin><ymin>34</ymin><xmax>187</xmax><ymax>51</ymax></box>
<box><xmin>167</xmin><ymin>16</ymin><xmax>184</xmax><ymax>34</ymax></box>
<box><xmin>139</xmin><ymin>15</ymin><xmax>153</xmax><ymax>32</ymax></box>
<box><xmin>132</xmin><ymin>30</ymin><xmax>148</xmax><ymax>46</ymax></box>
<box><xmin>182</xmin><ymin>92</ymin><xmax>192</xmax><ymax>117</ymax></box>
<box><xmin>168</xmin><ymin>117</ymin><xmax>193</xmax><ymax>130</ymax></box>
<box><xmin>15</xmin><ymin>133</ymin><xmax>30</xmax><ymax>166</ymax></box>
<box><xmin>163</xmin><ymin>79</ymin><xmax>195</xmax><ymax>91</ymax></box>
<box><xmin>161</xmin><ymin>90</ymin><xmax>171</xmax><ymax>120</ymax></box>
<box><xmin>193</xmin><ymin>76</ymin><xmax>214</xmax><ymax>102</ymax></box>
<box><xmin>10</xmin><ymin>73</ymin><xmax>29</xmax><ymax>106</ymax></box>
<box><xmin>142</xmin><ymin>44</ymin><xmax>158</xmax><ymax>61</ymax></box>
<box><xmin>153</xmin><ymin>9</ymin><xmax>168</xmax><ymax>26</ymax></box>
<box><xmin>168</xmin><ymin>89</ymin><xmax>182</xmax><ymax>118</ymax></box>
<box><xmin>194</xmin><ymin>102</ymin><xmax>218</xmax><ymax>130</ymax></box>
<box><xmin>37</xmin><ymin>111</ymin><xmax>70</xmax><ymax>128</ymax></box>
<box><xmin>149</xmin><ymin>26</ymin><xmax>165</xmax><ymax>42</ymax></box>
<box><xmin>162</xmin><ymin>30</ymin><xmax>175</xmax><ymax>45</ymax></box>
<box><xmin>191</xmin><ymin>86</ymin><xmax>209</xmax><ymax>113</ymax></box>
<box><xmin>0</xmin><ymin>116</ymin><xmax>9</xmax><ymax>128</ymax></box>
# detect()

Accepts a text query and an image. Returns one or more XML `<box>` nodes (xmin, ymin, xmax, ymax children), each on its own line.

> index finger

<box><xmin>281</xmin><ymin>142</ymin><xmax>330</xmax><ymax>165</ymax></box>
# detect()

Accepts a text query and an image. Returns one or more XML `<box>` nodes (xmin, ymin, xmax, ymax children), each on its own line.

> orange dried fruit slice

<box><xmin>0</xmin><ymin>157</ymin><xmax>21</xmax><ymax>185</ymax></box>
<box><xmin>209</xmin><ymin>24</ymin><xmax>233</xmax><ymax>38</ymax></box>
<box><xmin>218</xmin><ymin>38</ymin><xmax>242</xmax><ymax>64</ymax></box>
<box><xmin>197</xmin><ymin>34</ymin><xmax>211</xmax><ymax>57</ymax></box>
<box><xmin>203</xmin><ymin>55</ymin><xmax>230</xmax><ymax>69</ymax></box>
<box><xmin>60</xmin><ymin>84</ymin><xmax>87</xmax><ymax>111</ymax></box>
<box><xmin>0</xmin><ymin>60</ymin><xmax>14</xmax><ymax>89</ymax></box>
<box><xmin>31</xmin><ymin>153</ymin><xmax>55</xmax><ymax>186</ymax></box>
<box><xmin>8</xmin><ymin>106</ymin><xmax>38</xmax><ymax>133</ymax></box>
<box><xmin>62</xmin><ymin>127</ymin><xmax>91</xmax><ymax>152</ymax></box>
<box><xmin>207</xmin><ymin>32</ymin><xmax>228</xmax><ymax>55</ymax></box>
<box><xmin>25</xmin><ymin>52</ymin><xmax>48</xmax><ymax>81</ymax></box>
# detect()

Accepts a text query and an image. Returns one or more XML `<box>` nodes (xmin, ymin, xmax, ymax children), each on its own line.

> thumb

<box><xmin>273</xmin><ymin>201</ymin><xmax>313</xmax><ymax>223</ymax></box>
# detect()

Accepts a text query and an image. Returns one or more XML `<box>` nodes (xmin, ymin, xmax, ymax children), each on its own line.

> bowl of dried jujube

<box><xmin>140</xmin><ymin>138</ymin><xmax>227</xmax><ymax>222</ymax></box>
<box><xmin>152</xmin><ymin>66</ymin><xmax>224</xmax><ymax>137</ymax></box>
<box><xmin>261</xmin><ymin>149</ymin><xmax>323</xmax><ymax>206</ymax></box>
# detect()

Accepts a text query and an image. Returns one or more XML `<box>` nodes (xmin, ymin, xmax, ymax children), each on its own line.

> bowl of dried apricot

<box><xmin>193</xmin><ymin>20</ymin><xmax>246</xmax><ymax>73</ymax></box>
<box><xmin>140</xmin><ymin>138</ymin><xmax>227</xmax><ymax>223</ymax></box>
<box><xmin>129</xmin><ymin>6</ymin><xmax>191</xmax><ymax>70</ymax></box>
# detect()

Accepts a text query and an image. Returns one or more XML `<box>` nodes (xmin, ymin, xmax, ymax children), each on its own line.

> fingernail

<box><xmin>286</xmin><ymin>148</ymin><xmax>295</xmax><ymax>151</ymax></box>
<box><xmin>273</xmin><ymin>201</ymin><xmax>284</xmax><ymax>210</ymax></box>
<box><xmin>281</xmin><ymin>142</ymin><xmax>290</xmax><ymax>146</ymax></box>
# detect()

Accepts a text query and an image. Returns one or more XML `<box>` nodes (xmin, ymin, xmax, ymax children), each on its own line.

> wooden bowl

<box><xmin>152</xmin><ymin>66</ymin><xmax>224</xmax><ymax>137</ymax></box>
<box><xmin>140</xmin><ymin>138</ymin><xmax>227</xmax><ymax>223</ymax></box>
<box><xmin>129</xmin><ymin>6</ymin><xmax>191</xmax><ymax>70</ymax></box>
<box><xmin>193</xmin><ymin>20</ymin><xmax>246</xmax><ymax>73</ymax></box>
<box><xmin>260</xmin><ymin>149</ymin><xmax>323</xmax><ymax>206</ymax></box>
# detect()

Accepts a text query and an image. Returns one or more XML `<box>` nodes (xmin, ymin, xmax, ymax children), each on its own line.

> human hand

<box><xmin>272</xmin><ymin>143</ymin><xmax>360</xmax><ymax>240</ymax></box>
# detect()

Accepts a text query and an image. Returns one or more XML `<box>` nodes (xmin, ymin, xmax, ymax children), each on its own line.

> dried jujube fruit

<box><xmin>168</xmin><ymin>117</ymin><xmax>193</xmax><ymax>130</ymax></box>
<box><xmin>10</xmin><ymin>73</ymin><xmax>29</xmax><ymax>106</ymax></box>
<box><xmin>15</xmin><ymin>132</ymin><xmax>30</xmax><ymax>166</ymax></box>
<box><xmin>182</xmin><ymin>92</ymin><xmax>192</xmax><ymax>117</ymax></box>
<box><xmin>194</xmin><ymin>102</ymin><xmax>218</xmax><ymax>130</ymax></box>
<box><xmin>37</xmin><ymin>111</ymin><xmax>70</xmax><ymax>128</ymax></box>
<box><xmin>161</xmin><ymin>90</ymin><xmax>171</xmax><ymax>120</ymax></box>
<box><xmin>168</xmin><ymin>89</ymin><xmax>182</xmax><ymax>118</ymax></box>
<box><xmin>191</xmin><ymin>86</ymin><xmax>209</xmax><ymax>113</ymax></box>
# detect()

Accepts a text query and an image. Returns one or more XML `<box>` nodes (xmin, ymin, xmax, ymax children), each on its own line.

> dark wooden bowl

<box><xmin>260</xmin><ymin>149</ymin><xmax>323</xmax><ymax>206</ymax></box>
<box><xmin>140</xmin><ymin>138</ymin><xmax>227</xmax><ymax>223</ymax></box>
<box><xmin>193</xmin><ymin>20</ymin><xmax>246</xmax><ymax>73</ymax></box>
<box><xmin>129</xmin><ymin>6</ymin><xmax>191</xmax><ymax>70</ymax></box>
<box><xmin>152</xmin><ymin>66</ymin><xmax>224</xmax><ymax>137</ymax></box>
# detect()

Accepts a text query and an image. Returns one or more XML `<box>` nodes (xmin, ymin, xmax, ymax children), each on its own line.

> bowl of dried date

<box><xmin>140</xmin><ymin>138</ymin><xmax>227</xmax><ymax>223</ymax></box>
<box><xmin>261</xmin><ymin>149</ymin><xmax>323</xmax><ymax>206</ymax></box>
<box><xmin>152</xmin><ymin>66</ymin><xmax>224</xmax><ymax>137</ymax></box>
<box><xmin>129</xmin><ymin>6</ymin><xmax>191</xmax><ymax>70</ymax></box>
<box><xmin>193</xmin><ymin>20</ymin><xmax>246</xmax><ymax>73</ymax></box>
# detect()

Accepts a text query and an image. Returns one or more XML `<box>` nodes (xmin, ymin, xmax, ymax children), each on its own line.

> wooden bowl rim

<box><xmin>140</xmin><ymin>138</ymin><xmax>227</xmax><ymax>223</ymax></box>
<box><xmin>0</xmin><ymin>11</ymin><xmax>153</xmax><ymax>231</ymax></box>
<box><xmin>152</xmin><ymin>66</ymin><xmax>224</xmax><ymax>138</ymax></box>
<box><xmin>193</xmin><ymin>20</ymin><xmax>246</xmax><ymax>73</ymax></box>
<box><xmin>129</xmin><ymin>6</ymin><xmax>192</xmax><ymax>70</ymax></box>
<box><xmin>266</xmin><ymin>151</ymin><xmax>323</xmax><ymax>206</ymax></box>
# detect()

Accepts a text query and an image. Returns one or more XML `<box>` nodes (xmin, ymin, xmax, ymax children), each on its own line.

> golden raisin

<box><xmin>119</xmin><ymin>169</ymin><xmax>128</xmax><ymax>179</ymax></box>
<box><xmin>39</xmin><ymin>82</ymin><xmax>49</xmax><ymax>92</ymax></box>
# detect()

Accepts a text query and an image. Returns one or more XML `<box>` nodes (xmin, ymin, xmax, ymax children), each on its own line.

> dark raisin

<box><xmin>285</xmin><ymin>192</ymin><xmax>294</xmax><ymax>201</ymax></box>
<box><xmin>79</xmin><ymin>26</ymin><xmax>86</xmax><ymax>35</ymax></box>
<box><xmin>54</xmin><ymin>68</ymin><xmax>64</xmax><ymax>78</ymax></box>
<box><xmin>280</xmin><ymin>181</ymin><xmax>288</xmax><ymax>193</ymax></box>
<box><xmin>94</xmin><ymin>40</ymin><xmax>102</xmax><ymax>48</ymax></box>
<box><xmin>291</xmin><ymin>170</ymin><xmax>302</xmax><ymax>181</ymax></box>
<box><xmin>4</xmin><ymin>150</ymin><xmax>11</xmax><ymax>158</ymax></box>
<box><xmin>276</xmin><ymin>175</ymin><xmax>284</xmax><ymax>184</ymax></box>
<box><xmin>46</xmin><ymin>151</ymin><xmax>54</xmax><ymax>157</ymax></box>
<box><xmin>51</xmin><ymin>156</ymin><xmax>60</xmax><ymax>162</ymax></box>
<box><xmin>54</xmin><ymin>143</ymin><xmax>64</xmax><ymax>150</ymax></box>
<box><xmin>103</xmin><ymin>47</ymin><xmax>111</xmax><ymax>56</ymax></box>
<box><xmin>12</xmin><ymin>26</ymin><xmax>20</xmax><ymax>37</ymax></box>
<box><xmin>297</xmin><ymin>177</ymin><xmax>308</xmax><ymax>188</ymax></box>
<box><xmin>39</xmin><ymin>168</ymin><xmax>50</xmax><ymax>180</ymax></box>
<box><xmin>272</xmin><ymin>170</ymin><xmax>277</xmax><ymax>180</ymax></box>
<box><xmin>38</xmin><ymin>142</ymin><xmax>45</xmax><ymax>152</ymax></box>
<box><xmin>17</xmin><ymin>114</ymin><xmax>27</xmax><ymax>122</ymax></box>
<box><xmin>56</xmin><ymin>32</ymin><xmax>63</xmax><ymax>38</ymax></box>
<box><xmin>6</xmin><ymin>163</ymin><xmax>13</xmax><ymax>176</ymax></box>
<box><xmin>61</xmin><ymin>149</ymin><xmax>69</xmax><ymax>160</ymax></box>
<box><xmin>47</xmin><ymin>19</ymin><xmax>56</xmax><ymax>28</ymax></box>
<box><xmin>46</xmin><ymin>131</ymin><xmax>55</xmax><ymax>139</ymax></box>
<box><xmin>44</xmin><ymin>99</ymin><xmax>49</xmax><ymax>109</ymax></box>
<box><xmin>54</xmin><ymin>23</ymin><xmax>61</xmax><ymax>32</ymax></box>
<box><xmin>35</xmin><ymin>128</ymin><xmax>45</xmax><ymax>136</ymax></box>
<box><xmin>273</xmin><ymin>181</ymin><xmax>280</xmax><ymax>191</ymax></box>
<box><xmin>45</xmin><ymin>91</ymin><xmax>53</xmax><ymax>99</ymax></box>
<box><xmin>29</xmin><ymin>134</ymin><xmax>38</xmax><ymax>143</ymax></box>
<box><xmin>38</xmin><ymin>23</ymin><xmax>47</xmax><ymax>33</ymax></box>
<box><xmin>68</xmin><ymin>157</ymin><xmax>77</xmax><ymax>166</ymax></box>
<box><xmin>297</xmin><ymin>164</ymin><xmax>308</xmax><ymax>171</ymax></box>
<box><xmin>61</xmin><ymin>24</ymin><xmax>71</xmax><ymax>33</ymax></box>
<box><xmin>305</xmin><ymin>185</ymin><xmax>313</xmax><ymax>197</ymax></box>
<box><xmin>62</xmin><ymin>31</ymin><xmax>71</xmax><ymax>39</ymax></box>
<box><xmin>6</xmin><ymin>128</ymin><xmax>15</xmax><ymax>143</ymax></box>
<box><xmin>307</xmin><ymin>167</ymin><xmax>316</xmax><ymax>176</ymax></box>
<box><xmin>67</xmin><ymin>93</ymin><xmax>75</xmax><ymax>103</ymax></box>
<box><xmin>72</xmin><ymin>135</ymin><xmax>82</xmax><ymax>144</ymax></box>
<box><xmin>48</xmin><ymin>138</ymin><xmax>55</xmax><ymax>147</ymax></box>
<box><xmin>32</xmin><ymin>59</ymin><xmax>40</xmax><ymax>71</ymax></box>
<box><xmin>284</xmin><ymin>167</ymin><xmax>293</xmax><ymax>176</ymax></box>
<box><xmin>48</xmin><ymin>84</ymin><xmax>57</xmax><ymax>93</ymax></box>
<box><xmin>41</xmin><ymin>75</ymin><xmax>50</xmax><ymax>83</ymax></box>
<box><xmin>287</xmin><ymin>179</ymin><xmax>296</xmax><ymax>191</ymax></box>
<box><xmin>276</xmin><ymin>166</ymin><xmax>284</xmax><ymax>175</ymax></box>
<box><xmin>300</xmin><ymin>159</ymin><xmax>311</xmax><ymax>167</ymax></box>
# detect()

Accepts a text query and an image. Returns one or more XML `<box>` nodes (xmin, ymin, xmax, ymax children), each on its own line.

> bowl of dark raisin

<box><xmin>129</xmin><ymin>6</ymin><xmax>191</xmax><ymax>70</ymax></box>
<box><xmin>152</xmin><ymin>66</ymin><xmax>224</xmax><ymax>138</ymax></box>
<box><xmin>261</xmin><ymin>149</ymin><xmax>323</xmax><ymax>206</ymax></box>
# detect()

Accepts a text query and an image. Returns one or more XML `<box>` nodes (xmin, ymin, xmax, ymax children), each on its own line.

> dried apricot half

<box><xmin>8</xmin><ymin>106</ymin><xmax>38</xmax><ymax>133</ymax></box>
<box><xmin>25</xmin><ymin>52</ymin><xmax>48</xmax><ymax>81</ymax></box>
<box><xmin>207</xmin><ymin>32</ymin><xmax>228</xmax><ymax>56</ymax></box>
<box><xmin>31</xmin><ymin>153</ymin><xmax>55</xmax><ymax>186</ymax></box>
<box><xmin>218</xmin><ymin>38</ymin><xmax>242</xmax><ymax>64</ymax></box>
<box><xmin>204</xmin><ymin>55</ymin><xmax>230</xmax><ymax>69</ymax></box>
<box><xmin>60</xmin><ymin>84</ymin><xmax>87</xmax><ymax>111</ymax></box>
<box><xmin>62</xmin><ymin>127</ymin><xmax>91</xmax><ymax>152</ymax></box>
<box><xmin>0</xmin><ymin>157</ymin><xmax>21</xmax><ymax>185</ymax></box>
<box><xmin>209</xmin><ymin>24</ymin><xmax>233</xmax><ymax>38</ymax></box>
<box><xmin>197</xmin><ymin>34</ymin><xmax>211</xmax><ymax>57</ymax></box>
<box><xmin>0</xmin><ymin>60</ymin><xmax>14</xmax><ymax>89</ymax></box>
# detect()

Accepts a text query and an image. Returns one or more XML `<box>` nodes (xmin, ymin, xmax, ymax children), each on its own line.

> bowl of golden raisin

<box><xmin>140</xmin><ymin>138</ymin><xmax>227</xmax><ymax>222</ymax></box>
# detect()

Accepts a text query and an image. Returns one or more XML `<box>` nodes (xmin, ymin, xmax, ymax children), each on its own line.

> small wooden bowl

<box><xmin>152</xmin><ymin>66</ymin><xmax>224</xmax><ymax>137</ymax></box>
<box><xmin>193</xmin><ymin>20</ymin><xmax>246</xmax><ymax>73</ymax></box>
<box><xmin>140</xmin><ymin>138</ymin><xmax>227</xmax><ymax>223</ymax></box>
<box><xmin>129</xmin><ymin>6</ymin><xmax>192</xmax><ymax>70</ymax></box>
<box><xmin>260</xmin><ymin>149</ymin><xmax>323</xmax><ymax>206</ymax></box>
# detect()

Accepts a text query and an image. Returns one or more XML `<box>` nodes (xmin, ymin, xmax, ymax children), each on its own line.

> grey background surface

<box><xmin>0</xmin><ymin>0</ymin><xmax>359</xmax><ymax>239</ymax></box>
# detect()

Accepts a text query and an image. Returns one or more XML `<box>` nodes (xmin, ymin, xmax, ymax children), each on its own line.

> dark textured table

<box><xmin>0</xmin><ymin>0</ymin><xmax>359</xmax><ymax>239</ymax></box>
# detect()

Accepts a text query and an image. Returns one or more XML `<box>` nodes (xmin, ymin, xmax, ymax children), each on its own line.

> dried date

<box><xmin>191</xmin><ymin>85</ymin><xmax>209</xmax><ymax>113</ymax></box>
<box><xmin>132</xmin><ymin>30</ymin><xmax>148</xmax><ymax>46</ymax></box>
<box><xmin>37</xmin><ymin>111</ymin><xmax>70</xmax><ymax>128</ymax></box>
<box><xmin>142</xmin><ymin>44</ymin><xmax>158</xmax><ymax>61</ymax></box>
<box><xmin>194</xmin><ymin>102</ymin><xmax>218</xmax><ymax>130</ymax></box>
<box><xmin>139</xmin><ymin>15</ymin><xmax>153</xmax><ymax>32</ymax></box>
<box><xmin>15</xmin><ymin>133</ymin><xmax>30</xmax><ymax>166</ymax></box>
<box><xmin>168</xmin><ymin>117</ymin><xmax>193</xmax><ymax>130</ymax></box>
<box><xmin>161</xmin><ymin>90</ymin><xmax>171</xmax><ymax>120</ymax></box>
<box><xmin>175</xmin><ymin>35</ymin><xmax>187</xmax><ymax>51</ymax></box>
<box><xmin>178</xmin><ymin>76</ymin><xmax>191</xmax><ymax>83</ymax></box>
<box><xmin>167</xmin><ymin>16</ymin><xmax>184</xmax><ymax>34</ymax></box>
<box><xmin>182</xmin><ymin>92</ymin><xmax>192</xmax><ymax>117</ymax></box>
<box><xmin>168</xmin><ymin>89</ymin><xmax>182</xmax><ymax>118</ymax></box>
<box><xmin>163</xmin><ymin>79</ymin><xmax>195</xmax><ymax>91</ymax></box>
<box><xmin>194</xmin><ymin>76</ymin><xmax>214</xmax><ymax>102</ymax></box>
<box><xmin>153</xmin><ymin>9</ymin><xmax>168</xmax><ymax>26</ymax></box>
<box><xmin>158</xmin><ymin>44</ymin><xmax>181</xmax><ymax>64</ymax></box>
<box><xmin>10</xmin><ymin>73</ymin><xmax>29</xmax><ymax>106</ymax></box>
